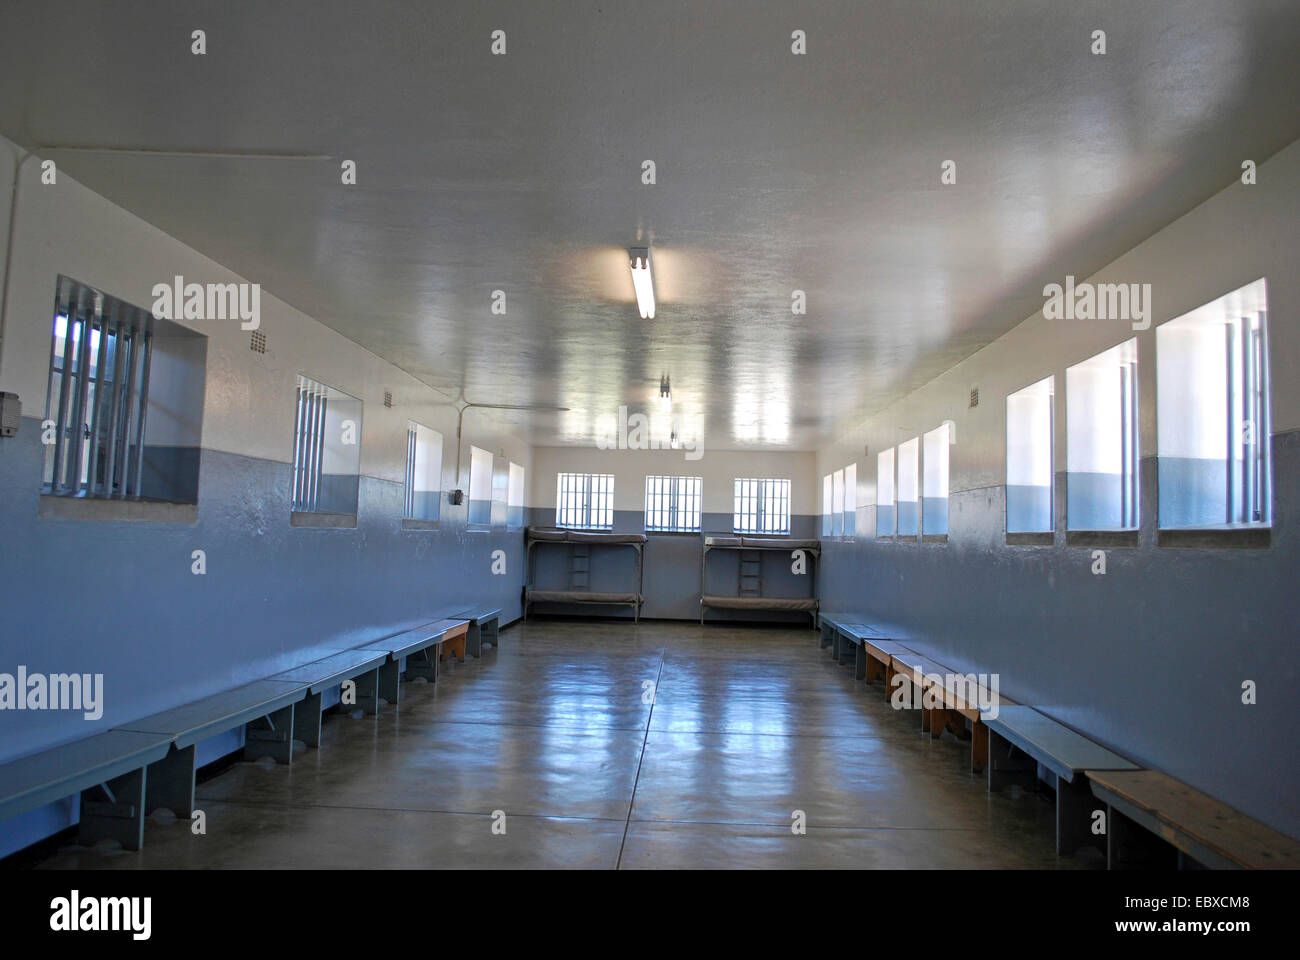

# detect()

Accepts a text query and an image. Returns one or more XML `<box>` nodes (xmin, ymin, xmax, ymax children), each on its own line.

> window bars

<box><xmin>404</xmin><ymin>423</ymin><xmax>419</xmax><ymax>518</ymax></box>
<box><xmin>556</xmin><ymin>472</ymin><xmax>614</xmax><ymax>529</ymax></box>
<box><xmin>44</xmin><ymin>276</ymin><xmax>154</xmax><ymax>499</ymax></box>
<box><xmin>733</xmin><ymin>478</ymin><xmax>790</xmax><ymax>534</ymax></box>
<box><xmin>1228</xmin><ymin>311</ymin><xmax>1270</xmax><ymax>524</ymax></box>
<box><xmin>292</xmin><ymin>376</ymin><xmax>329</xmax><ymax>512</ymax></box>
<box><xmin>645</xmin><ymin>475</ymin><xmax>702</xmax><ymax>532</ymax></box>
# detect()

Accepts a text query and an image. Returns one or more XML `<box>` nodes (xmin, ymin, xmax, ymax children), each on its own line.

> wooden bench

<box><xmin>921</xmin><ymin>673</ymin><xmax>1018</xmax><ymax>775</ymax></box>
<box><xmin>848</xmin><ymin>624</ymin><xmax>914</xmax><ymax>686</ymax></box>
<box><xmin>817</xmin><ymin>614</ymin><xmax>845</xmax><ymax>652</ymax></box>
<box><xmin>0</xmin><ymin>730</ymin><xmax>172</xmax><ymax>852</ymax></box>
<box><xmin>117</xmin><ymin>678</ymin><xmax>312</xmax><ymax>824</ymax></box>
<box><xmin>270</xmin><ymin>648</ymin><xmax>392</xmax><ymax>744</ymax></box>
<box><xmin>357</xmin><ymin>618</ymin><xmax>468</xmax><ymax>701</ymax></box>
<box><xmin>985</xmin><ymin>705</ymin><xmax>1140</xmax><ymax>857</ymax></box>
<box><xmin>888</xmin><ymin>648</ymin><xmax>951</xmax><ymax>733</ymax></box>
<box><xmin>437</xmin><ymin>620</ymin><xmax>470</xmax><ymax>662</ymax></box>
<box><xmin>452</xmin><ymin>607</ymin><xmax>502</xmax><ymax>657</ymax></box>
<box><xmin>861</xmin><ymin>637</ymin><xmax>914</xmax><ymax>691</ymax></box>
<box><xmin>835</xmin><ymin>622</ymin><xmax>873</xmax><ymax>679</ymax></box>
<box><xmin>1087</xmin><ymin>769</ymin><xmax>1300</xmax><ymax>870</ymax></box>
<box><xmin>818</xmin><ymin>615</ymin><xmax>866</xmax><ymax>677</ymax></box>
<box><xmin>0</xmin><ymin>610</ymin><xmax>494</xmax><ymax>855</ymax></box>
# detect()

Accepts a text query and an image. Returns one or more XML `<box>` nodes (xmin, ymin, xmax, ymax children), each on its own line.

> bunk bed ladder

<box><xmin>739</xmin><ymin>549</ymin><xmax>762</xmax><ymax>597</ymax></box>
<box><xmin>569</xmin><ymin>544</ymin><xmax>590</xmax><ymax>590</ymax></box>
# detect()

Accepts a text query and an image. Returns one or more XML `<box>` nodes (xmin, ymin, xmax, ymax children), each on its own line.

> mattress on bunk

<box><xmin>527</xmin><ymin>589</ymin><xmax>642</xmax><ymax>604</ymax></box>
<box><xmin>525</xmin><ymin>527</ymin><xmax>570</xmax><ymax>541</ymax></box>
<box><xmin>525</xmin><ymin>527</ymin><xmax>647</xmax><ymax>544</ymax></box>
<box><xmin>738</xmin><ymin>536</ymin><xmax>821</xmax><ymax>550</ymax></box>
<box><xmin>566</xmin><ymin>531</ymin><xmax>647</xmax><ymax>544</ymax></box>
<box><xmin>701</xmin><ymin>595</ymin><xmax>819</xmax><ymax>611</ymax></box>
<box><xmin>703</xmin><ymin>535</ymin><xmax>744</xmax><ymax>547</ymax></box>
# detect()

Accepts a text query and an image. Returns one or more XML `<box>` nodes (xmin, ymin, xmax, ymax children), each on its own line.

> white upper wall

<box><xmin>0</xmin><ymin>134</ymin><xmax>533</xmax><ymax>492</ymax></box>
<box><xmin>818</xmin><ymin>138</ymin><xmax>1300</xmax><ymax>506</ymax></box>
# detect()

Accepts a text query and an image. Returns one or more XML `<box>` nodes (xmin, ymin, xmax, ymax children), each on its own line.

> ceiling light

<box><xmin>659</xmin><ymin>374</ymin><xmax>671</xmax><ymax>409</ymax></box>
<box><xmin>629</xmin><ymin>247</ymin><xmax>654</xmax><ymax>319</ymax></box>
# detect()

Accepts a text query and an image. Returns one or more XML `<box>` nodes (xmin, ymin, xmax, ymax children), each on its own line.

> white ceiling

<box><xmin>2</xmin><ymin>0</ymin><xmax>1298</xmax><ymax>450</ymax></box>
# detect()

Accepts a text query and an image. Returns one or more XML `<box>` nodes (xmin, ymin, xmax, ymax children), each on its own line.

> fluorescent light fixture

<box><xmin>659</xmin><ymin>374</ymin><xmax>671</xmax><ymax>409</ymax></box>
<box><xmin>629</xmin><ymin>247</ymin><xmax>655</xmax><ymax>319</ymax></box>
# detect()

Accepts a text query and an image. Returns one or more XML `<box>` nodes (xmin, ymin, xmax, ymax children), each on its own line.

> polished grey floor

<box><xmin>37</xmin><ymin>621</ymin><xmax>1101</xmax><ymax>869</ymax></box>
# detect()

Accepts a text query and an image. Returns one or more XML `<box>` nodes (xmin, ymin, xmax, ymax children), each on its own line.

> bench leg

<box><xmin>482</xmin><ymin>618</ymin><xmax>499</xmax><ymax>649</ymax></box>
<box><xmin>854</xmin><ymin>645</ymin><xmax>867</xmax><ymax>681</ymax></box>
<box><xmin>1106</xmin><ymin>804</ymin><xmax>1178</xmax><ymax>870</ymax></box>
<box><xmin>987</xmin><ymin>729</ymin><xmax>1037</xmax><ymax>792</ymax></box>
<box><xmin>404</xmin><ymin>644</ymin><xmax>440</xmax><ymax>684</ymax></box>
<box><xmin>441</xmin><ymin>634</ymin><xmax>466</xmax><ymax>662</ymax></box>
<box><xmin>79</xmin><ymin>767</ymin><xmax>147</xmax><ymax>851</ymax></box>
<box><xmin>865</xmin><ymin>656</ymin><xmax>882</xmax><ymax>685</ymax></box>
<box><xmin>927</xmin><ymin>707</ymin><xmax>948</xmax><ymax>739</ymax></box>
<box><xmin>244</xmin><ymin>704</ymin><xmax>296</xmax><ymax>764</ymax></box>
<box><xmin>377</xmin><ymin>657</ymin><xmax>402</xmax><ymax>705</ymax></box>
<box><xmin>465</xmin><ymin>622</ymin><xmax>482</xmax><ymax>658</ymax></box>
<box><xmin>819</xmin><ymin>627</ymin><xmax>833</xmax><ymax>650</ymax></box>
<box><xmin>145</xmin><ymin>744</ymin><xmax>196</xmax><ymax>817</ymax></box>
<box><xmin>354</xmin><ymin>668</ymin><xmax>380</xmax><ymax>715</ymax></box>
<box><xmin>1057</xmin><ymin>775</ymin><xmax>1098</xmax><ymax>857</ymax></box>
<box><xmin>294</xmin><ymin>691</ymin><xmax>323</xmax><ymax>747</ymax></box>
<box><xmin>970</xmin><ymin>720</ymin><xmax>988</xmax><ymax>774</ymax></box>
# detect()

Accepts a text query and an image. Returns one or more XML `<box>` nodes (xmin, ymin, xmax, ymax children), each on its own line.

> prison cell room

<box><xmin>0</xmin><ymin>1</ymin><xmax>1298</xmax><ymax>900</ymax></box>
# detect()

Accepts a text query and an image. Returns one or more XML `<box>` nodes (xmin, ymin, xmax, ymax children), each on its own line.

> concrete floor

<box><xmin>37</xmin><ymin>620</ymin><xmax>1103</xmax><ymax>869</ymax></box>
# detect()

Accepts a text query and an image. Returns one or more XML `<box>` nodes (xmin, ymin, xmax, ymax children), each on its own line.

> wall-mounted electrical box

<box><xmin>449</xmin><ymin>489</ymin><xmax>464</xmax><ymax>505</ymax></box>
<box><xmin>0</xmin><ymin>393</ymin><xmax>20</xmax><ymax>437</ymax></box>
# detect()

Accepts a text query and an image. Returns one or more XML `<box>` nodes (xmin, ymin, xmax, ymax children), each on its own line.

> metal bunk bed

<box><xmin>699</xmin><ymin>534</ymin><xmax>820</xmax><ymax>626</ymax></box>
<box><xmin>524</xmin><ymin>527</ymin><xmax>647</xmax><ymax>622</ymax></box>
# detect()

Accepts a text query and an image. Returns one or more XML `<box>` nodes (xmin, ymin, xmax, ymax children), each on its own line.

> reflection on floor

<box><xmin>37</xmin><ymin>620</ymin><xmax>1102</xmax><ymax>869</ymax></box>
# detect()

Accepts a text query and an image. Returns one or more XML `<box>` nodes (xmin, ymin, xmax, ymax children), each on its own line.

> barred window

<box><xmin>1157</xmin><ymin>278</ymin><xmax>1271</xmax><ymax>529</ymax></box>
<box><xmin>292</xmin><ymin>376</ymin><xmax>362</xmax><ymax>517</ymax></box>
<box><xmin>644</xmin><ymin>475</ymin><xmax>702</xmax><ymax>532</ymax></box>
<box><xmin>556</xmin><ymin>472</ymin><xmax>614</xmax><ymax>529</ymax></box>
<box><xmin>733</xmin><ymin>478</ymin><xmax>790</xmax><ymax>534</ymax></box>
<box><xmin>403</xmin><ymin>421</ymin><xmax>442</xmax><ymax>523</ymax></box>
<box><xmin>43</xmin><ymin>275</ymin><xmax>206</xmax><ymax>503</ymax></box>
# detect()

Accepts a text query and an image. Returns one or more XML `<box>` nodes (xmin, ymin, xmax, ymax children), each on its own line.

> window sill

<box><xmin>401</xmin><ymin>518</ymin><xmax>440</xmax><ymax>531</ymax></box>
<box><xmin>1006</xmin><ymin>531</ymin><xmax>1054</xmax><ymax>546</ymax></box>
<box><xmin>466</xmin><ymin>524</ymin><xmax>493</xmax><ymax>533</ymax></box>
<box><xmin>1158</xmin><ymin>527</ymin><xmax>1271</xmax><ymax>549</ymax></box>
<box><xmin>921</xmin><ymin>533</ymin><xmax>949</xmax><ymax>544</ymax></box>
<box><xmin>39</xmin><ymin>495</ymin><xmax>198</xmax><ymax>523</ymax></box>
<box><xmin>291</xmin><ymin>511</ymin><xmax>357</xmax><ymax>529</ymax></box>
<box><xmin>645</xmin><ymin>530</ymin><xmax>703</xmax><ymax>537</ymax></box>
<box><xmin>1065</xmin><ymin>529</ymin><xmax>1138</xmax><ymax>548</ymax></box>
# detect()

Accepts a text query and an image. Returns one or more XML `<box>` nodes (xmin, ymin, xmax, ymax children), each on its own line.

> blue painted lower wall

<box><xmin>819</xmin><ymin>430</ymin><xmax>1300</xmax><ymax>840</ymax></box>
<box><xmin>0</xmin><ymin>415</ymin><xmax>525</xmax><ymax>855</ymax></box>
